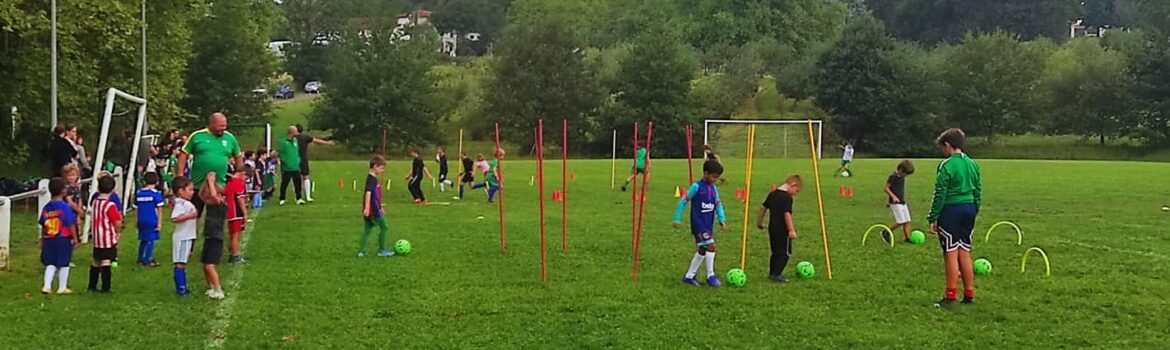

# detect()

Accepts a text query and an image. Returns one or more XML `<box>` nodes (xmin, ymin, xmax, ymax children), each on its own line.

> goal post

<box><xmin>703</xmin><ymin>119</ymin><xmax>823</xmax><ymax>159</ymax></box>
<box><xmin>83</xmin><ymin>88</ymin><xmax>147</xmax><ymax>242</ymax></box>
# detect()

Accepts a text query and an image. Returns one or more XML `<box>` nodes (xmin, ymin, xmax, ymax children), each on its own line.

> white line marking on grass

<box><xmin>1057</xmin><ymin>239</ymin><xmax>1170</xmax><ymax>261</ymax></box>
<box><xmin>208</xmin><ymin>210</ymin><xmax>260</xmax><ymax>349</ymax></box>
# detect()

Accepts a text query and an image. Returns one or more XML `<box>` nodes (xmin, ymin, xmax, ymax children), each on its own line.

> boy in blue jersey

<box><xmin>134</xmin><ymin>172</ymin><xmax>165</xmax><ymax>267</ymax></box>
<box><xmin>360</xmin><ymin>156</ymin><xmax>393</xmax><ymax>257</ymax></box>
<box><xmin>40</xmin><ymin>177</ymin><xmax>79</xmax><ymax>295</ymax></box>
<box><xmin>672</xmin><ymin>160</ymin><xmax>728</xmax><ymax>287</ymax></box>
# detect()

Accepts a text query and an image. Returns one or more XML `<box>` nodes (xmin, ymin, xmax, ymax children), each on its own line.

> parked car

<box><xmin>275</xmin><ymin>85</ymin><xmax>295</xmax><ymax>99</ymax></box>
<box><xmin>304</xmin><ymin>81</ymin><xmax>322</xmax><ymax>94</ymax></box>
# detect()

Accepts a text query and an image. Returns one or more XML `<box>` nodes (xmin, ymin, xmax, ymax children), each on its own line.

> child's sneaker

<box><xmin>682</xmin><ymin>276</ymin><xmax>701</xmax><ymax>286</ymax></box>
<box><xmin>768</xmin><ymin>274</ymin><xmax>787</xmax><ymax>283</ymax></box>
<box><xmin>357</xmin><ymin>251</ymin><xmax>368</xmax><ymax>258</ymax></box>
<box><xmin>620</xmin><ymin>185</ymin><xmax>627</xmax><ymax>192</ymax></box>
<box><xmin>377</xmin><ymin>249</ymin><xmax>395</xmax><ymax>257</ymax></box>
<box><xmin>41</xmin><ymin>287</ymin><xmax>51</xmax><ymax>295</ymax></box>
<box><xmin>706</xmin><ymin>276</ymin><xmax>722</xmax><ymax>287</ymax></box>
<box><xmin>210</xmin><ymin>290</ymin><xmax>225</xmax><ymax>300</ymax></box>
<box><xmin>205</xmin><ymin>289</ymin><xmax>216</xmax><ymax>297</ymax></box>
<box><xmin>57</xmin><ymin>288</ymin><xmax>73</xmax><ymax>295</ymax></box>
<box><xmin>961</xmin><ymin>296</ymin><xmax>974</xmax><ymax>304</ymax></box>
<box><xmin>296</xmin><ymin>200</ymin><xmax>306</xmax><ymax>205</ymax></box>
<box><xmin>934</xmin><ymin>298</ymin><xmax>957</xmax><ymax>308</ymax></box>
<box><xmin>279</xmin><ymin>200</ymin><xmax>286</xmax><ymax>206</ymax></box>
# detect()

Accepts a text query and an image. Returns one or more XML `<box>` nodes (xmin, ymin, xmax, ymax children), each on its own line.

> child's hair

<box><xmin>476</xmin><ymin>154</ymin><xmax>485</xmax><ymax>161</ymax></box>
<box><xmin>494</xmin><ymin>148</ymin><xmax>506</xmax><ymax>158</ymax></box>
<box><xmin>142</xmin><ymin>171</ymin><xmax>160</xmax><ymax>185</ymax></box>
<box><xmin>704</xmin><ymin>144</ymin><xmax>712</xmax><ymax>151</ymax></box>
<box><xmin>897</xmin><ymin>160</ymin><xmax>915</xmax><ymax>175</ymax></box>
<box><xmin>173</xmin><ymin>176</ymin><xmax>192</xmax><ymax>192</ymax></box>
<box><xmin>244</xmin><ymin>150</ymin><xmax>254</xmax><ymax>160</ymax></box>
<box><xmin>236</xmin><ymin>164</ymin><xmax>252</xmax><ymax>174</ymax></box>
<box><xmin>295</xmin><ymin>124</ymin><xmax>305</xmax><ymax>133</ymax></box>
<box><xmin>61</xmin><ymin>163</ymin><xmax>80</xmax><ymax>178</ymax></box>
<box><xmin>437</xmin><ymin>146</ymin><xmax>445</xmax><ymax>152</ymax></box>
<box><xmin>370</xmin><ymin>155</ymin><xmax>386</xmax><ymax>168</ymax></box>
<box><xmin>97</xmin><ymin>175</ymin><xmax>116</xmax><ymax>194</ymax></box>
<box><xmin>410</xmin><ymin>148</ymin><xmax>420</xmax><ymax>156</ymax></box>
<box><xmin>48</xmin><ymin>177</ymin><xmax>67</xmax><ymax>197</ymax></box>
<box><xmin>784</xmin><ymin>174</ymin><xmax>803</xmax><ymax>186</ymax></box>
<box><xmin>702</xmin><ymin>160</ymin><xmax>724</xmax><ymax>175</ymax></box>
<box><xmin>936</xmin><ymin>128</ymin><xmax>966</xmax><ymax>149</ymax></box>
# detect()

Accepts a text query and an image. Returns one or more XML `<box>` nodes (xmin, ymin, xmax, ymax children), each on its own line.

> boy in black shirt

<box><xmin>436</xmin><ymin>146</ymin><xmax>453</xmax><ymax>192</ymax></box>
<box><xmin>757</xmin><ymin>175</ymin><xmax>803</xmax><ymax>282</ymax></box>
<box><xmin>884</xmin><ymin>160</ymin><xmax>915</xmax><ymax>243</ymax></box>
<box><xmin>457</xmin><ymin>151</ymin><xmax>475</xmax><ymax>200</ymax></box>
<box><xmin>405</xmin><ymin>149</ymin><xmax>433</xmax><ymax>203</ymax></box>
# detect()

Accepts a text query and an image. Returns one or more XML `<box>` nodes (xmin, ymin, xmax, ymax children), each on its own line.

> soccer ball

<box><xmin>909</xmin><ymin>230</ymin><xmax>926</xmax><ymax>245</ymax></box>
<box><xmin>796</xmin><ymin>261</ymin><xmax>815</xmax><ymax>279</ymax></box>
<box><xmin>393</xmin><ymin>239</ymin><xmax>412</xmax><ymax>256</ymax></box>
<box><xmin>974</xmin><ymin>258</ymin><xmax>992</xmax><ymax>276</ymax></box>
<box><xmin>726</xmin><ymin>268</ymin><xmax>747</xmax><ymax>288</ymax></box>
<box><xmin>841</xmin><ymin>170</ymin><xmax>851</xmax><ymax>177</ymax></box>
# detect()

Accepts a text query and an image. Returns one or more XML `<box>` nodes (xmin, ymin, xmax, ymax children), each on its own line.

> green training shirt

<box><xmin>635</xmin><ymin>148</ymin><xmax>647</xmax><ymax>169</ymax></box>
<box><xmin>279</xmin><ymin>136</ymin><xmax>302</xmax><ymax>172</ymax></box>
<box><xmin>182</xmin><ymin>128</ymin><xmax>241</xmax><ymax>189</ymax></box>
<box><xmin>927</xmin><ymin>152</ymin><xmax>982</xmax><ymax>223</ymax></box>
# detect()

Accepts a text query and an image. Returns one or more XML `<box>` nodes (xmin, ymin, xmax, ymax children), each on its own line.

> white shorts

<box><xmin>173</xmin><ymin>239</ymin><xmax>195</xmax><ymax>264</ymax></box>
<box><xmin>889</xmin><ymin>204</ymin><xmax>911</xmax><ymax>224</ymax></box>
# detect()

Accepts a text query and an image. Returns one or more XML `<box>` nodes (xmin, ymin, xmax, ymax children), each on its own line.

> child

<box><xmin>225</xmin><ymin>164</ymin><xmax>249</xmax><ymax>264</ymax></box>
<box><xmin>88</xmin><ymin>175</ymin><xmax>122</xmax><ymax>293</ymax></box>
<box><xmin>405</xmin><ymin>149</ymin><xmax>433</xmax><ymax>203</ymax></box>
<box><xmin>456</xmin><ymin>151</ymin><xmax>475</xmax><ymax>200</ymax></box>
<box><xmin>756</xmin><ymin>175</ymin><xmax>802</xmax><ymax>282</ymax></box>
<box><xmin>471</xmin><ymin>149</ymin><xmax>504</xmax><ymax>203</ymax></box>
<box><xmin>884</xmin><ymin>160</ymin><xmax>916</xmax><ymax>243</ymax></box>
<box><xmin>133</xmin><ymin>172</ymin><xmax>165</xmax><ymax>267</ymax></box>
<box><xmin>835</xmin><ymin>142</ymin><xmax>854</xmax><ymax>177</ymax></box>
<box><xmin>262</xmin><ymin>150</ymin><xmax>277</xmax><ymax>200</ymax></box>
<box><xmin>621</xmin><ymin>144</ymin><xmax>648</xmax><ymax>192</ymax></box>
<box><xmin>39</xmin><ymin>177</ymin><xmax>79</xmax><ymax>295</ymax></box>
<box><xmin>199</xmin><ymin>171</ymin><xmax>227</xmax><ymax>299</ymax></box>
<box><xmin>62</xmin><ymin>164</ymin><xmax>84</xmax><ymax>223</ymax></box>
<box><xmin>436</xmin><ymin>146</ymin><xmax>454</xmax><ymax>192</ymax></box>
<box><xmin>672</xmin><ymin>160</ymin><xmax>727</xmax><ymax>287</ymax></box>
<box><xmin>360</xmin><ymin>156</ymin><xmax>394</xmax><ymax>257</ymax></box>
<box><xmin>928</xmin><ymin>128</ymin><xmax>982</xmax><ymax>307</ymax></box>
<box><xmin>170</xmin><ymin>176</ymin><xmax>198</xmax><ymax>296</ymax></box>
<box><xmin>248</xmin><ymin>151</ymin><xmax>264</xmax><ymax>208</ymax></box>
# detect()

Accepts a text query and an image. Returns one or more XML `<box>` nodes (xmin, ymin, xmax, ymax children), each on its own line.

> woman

<box><xmin>49</xmin><ymin>124</ymin><xmax>79</xmax><ymax>177</ymax></box>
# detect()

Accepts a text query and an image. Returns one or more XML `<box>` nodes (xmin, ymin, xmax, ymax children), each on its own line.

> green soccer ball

<box><xmin>796</xmin><ymin>261</ymin><xmax>815</xmax><ymax>279</ymax></box>
<box><xmin>111</xmin><ymin>261</ymin><xmax>119</xmax><ymax>269</ymax></box>
<box><xmin>726</xmin><ymin>268</ymin><xmax>747</xmax><ymax>288</ymax></box>
<box><xmin>974</xmin><ymin>258</ymin><xmax>992</xmax><ymax>276</ymax></box>
<box><xmin>393</xmin><ymin>239</ymin><xmax>412</xmax><ymax>256</ymax></box>
<box><xmin>909</xmin><ymin>230</ymin><xmax>926</xmax><ymax>245</ymax></box>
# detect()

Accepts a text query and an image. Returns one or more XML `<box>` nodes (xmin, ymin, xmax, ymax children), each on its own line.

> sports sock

<box><xmin>56</xmin><ymin>266</ymin><xmax>69</xmax><ymax>292</ymax></box>
<box><xmin>174</xmin><ymin>267</ymin><xmax>188</xmax><ymax>294</ymax></box>
<box><xmin>88</xmin><ymin>265</ymin><xmax>100</xmax><ymax>290</ymax></box>
<box><xmin>440</xmin><ymin>181</ymin><xmax>446</xmax><ymax>192</ymax></box>
<box><xmin>945</xmin><ymin>288</ymin><xmax>958</xmax><ymax>300</ymax></box>
<box><xmin>43</xmin><ymin>265</ymin><xmax>57</xmax><ymax>290</ymax></box>
<box><xmin>377</xmin><ymin>222</ymin><xmax>388</xmax><ymax>251</ymax></box>
<box><xmin>705</xmin><ymin>252</ymin><xmax>716</xmax><ymax>277</ymax></box>
<box><xmin>100</xmin><ymin>266</ymin><xmax>112</xmax><ymax>291</ymax></box>
<box><xmin>964</xmin><ymin>289</ymin><xmax>974</xmax><ymax>298</ymax></box>
<box><xmin>303</xmin><ymin>179</ymin><xmax>313</xmax><ymax>200</ymax></box>
<box><xmin>685</xmin><ymin>253</ymin><xmax>703</xmax><ymax>279</ymax></box>
<box><xmin>144</xmin><ymin>240</ymin><xmax>155</xmax><ymax>263</ymax></box>
<box><xmin>459</xmin><ymin>184</ymin><xmax>465</xmax><ymax>198</ymax></box>
<box><xmin>137</xmin><ymin>241</ymin><xmax>148</xmax><ymax>264</ymax></box>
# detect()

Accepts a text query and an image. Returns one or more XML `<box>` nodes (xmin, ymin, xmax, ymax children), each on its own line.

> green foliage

<box><xmin>1042</xmin><ymin>39</ymin><xmax>1134</xmax><ymax>144</ymax></box>
<box><xmin>867</xmin><ymin>0</ymin><xmax>1079</xmax><ymax>44</ymax></box>
<box><xmin>606</xmin><ymin>28</ymin><xmax>698</xmax><ymax>157</ymax></box>
<box><xmin>310</xmin><ymin>26</ymin><xmax>442</xmax><ymax>153</ymax></box>
<box><xmin>937</xmin><ymin>32</ymin><xmax>1049</xmax><ymax>141</ymax></box>
<box><xmin>1125</xmin><ymin>32</ymin><xmax>1170</xmax><ymax>146</ymax></box>
<box><xmin>430</xmin><ymin>0</ymin><xmax>511</xmax><ymax>55</ymax></box>
<box><xmin>684</xmin><ymin>0</ymin><xmax>847</xmax><ymax>55</ymax></box>
<box><xmin>182</xmin><ymin>0</ymin><xmax>281</xmax><ymax>126</ymax></box>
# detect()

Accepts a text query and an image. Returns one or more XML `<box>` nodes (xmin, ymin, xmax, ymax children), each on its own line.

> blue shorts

<box><xmin>41</xmin><ymin>237</ymin><xmax>74</xmax><ymax>267</ymax></box>
<box><xmin>138</xmin><ymin>228</ymin><xmax>160</xmax><ymax>241</ymax></box>
<box><xmin>692</xmin><ymin>231</ymin><xmax>715</xmax><ymax>248</ymax></box>
<box><xmin>937</xmin><ymin>203</ymin><xmax>977</xmax><ymax>253</ymax></box>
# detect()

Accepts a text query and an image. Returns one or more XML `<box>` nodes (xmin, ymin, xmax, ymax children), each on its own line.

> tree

<box><xmin>430</xmin><ymin>0</ymin><xmax>511</xmax><ymax>55</ymax></box>
<box><xmin>1126</xmin><ymin>33</ymin><xmax>1170</xmax><ymax>145</ymax></box>
<box><xmin>693</xmin><ymin>44</ymin><xmax>764</xmax><ymax>121</ymax></box>
<box><xmin>1042</xmin><ymin>39</ymin><xmax>1135</xmax><ymax>144</ymax></box>
<box><xmin>866</xmin><ymin>0</ymin><xmax>1079</xmax><ymax>45</ymax></box>
<box><xmin>183</xmin><ymin>0</ymin><xmax>281</xmax><ymax>126</ymax></box>
<box><xmin>479</xmin><ymin>17</ymin><xmax>603</xmax><ymax>151</ymax></box>
<box><xmin>310</xmin><ymin>26</ymin><xmax>441</xmax><ymax>153</ymax></box>
<box><xmin>938</xmin><ymin>32</ymin><xmax>1049</xmax><ymax>142</ymax></box>
<box><xmin>606</xmin><ymin>28</ymin><xmax>699</xmax><ymax>157</ymax></box>
<box><xmin>684</xmin><ymin>0</ymin><xmax>847</xmax><ymax>55</ymax></box>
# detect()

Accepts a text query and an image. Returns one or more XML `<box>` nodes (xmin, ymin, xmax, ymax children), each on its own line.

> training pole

<box><xmin>806</xmin><ymin>120</ymin><xmax>833</xmax><ymax>279</ymax></box>
<box><xmin>538</xmin><ymin>120</ymin><xmax>547</xmax><ymax>282</ymax></box>
<box><xmin>739</xmin><ymin>125</ymin><xmax>757</xmax><ymax>270</ymax></box>
<box><xmin>611</xmin><ymin>130</ymin><xmax>617</xmax><ymax>189</ymax></box>
<box><xmin>632</xmin><ymin>122</ymin><xmax>654</xmax><ymax>282</ymax></box>
<box><xmin>562</xmin><ymin>119</ymin><xmax>568</xmax><ymax>252</ymax></box>
<box><xmin>494</xmin><ymin>123</ymin><xmax>507</xmax><ymax>254</ymax></box>
<box><xmin>457</xmin><ymin>128</ymin><xmax>464</xmax><ymax>186</ymax></box>
<box><xmin>686</xmin><ymin>125</ymin><xmax>694</xmax><ymax>184</ymax></box>
<box><xmin>631</xmin><ymin>123</ymin><xmax>639</xmax><ymax>251</ymax></box>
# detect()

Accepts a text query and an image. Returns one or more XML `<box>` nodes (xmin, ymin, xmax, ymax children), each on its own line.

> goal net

<box><xmin>82</xmin><ymin>88</ymin><xmax>148</xmax><ymax>243</ymax></box>
<box><xmin>703</xmin><ymin>119</ymin><xmax>823</xmax><ymax>160</ymax></box>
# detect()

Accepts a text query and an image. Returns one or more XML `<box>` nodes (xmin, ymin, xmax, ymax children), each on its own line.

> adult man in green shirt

<box><xmin>621</xmin><ymin>145</ymin><xmax>648</xmax><ymax>192</ymax></box>
<box><xmin>277</xmin><ymin>125</ymin><xmax>305</xmax><ymax>206</ymax></box>
<box><xmin>177</xmin><ymin>112</ymin><xmax>242</xmax><ymax>215</ymax></box>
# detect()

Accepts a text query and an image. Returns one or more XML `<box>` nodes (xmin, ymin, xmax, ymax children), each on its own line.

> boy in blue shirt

<box><xmin>672</xmin><ymin>160</ymin><xmax>727</xmax><ymax>287</ymax></box>
<box><xmin>40</xmin><ymin>177</ymin><xmax>79</xmax><ymax>295</ymax></box>
<box><xmin>134</xmin><ymin>172</ymin><xmax>165</xmax><ymax>267</ymax></box>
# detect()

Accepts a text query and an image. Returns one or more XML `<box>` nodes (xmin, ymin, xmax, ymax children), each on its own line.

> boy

<box><xmin>884</xmin><ymin>160</ymin><xmax>916</xmax><ymax>243</ymax></box>
<box><xmin>199</xmin><ymin>172</ymin><xmax>227</xmax><ymax>300</ymax></box>
<box><xmin>621</xmin><ymin>144</ymin><xmax>648</xmax><ymax>192</ymax></box>
<box><xmin>170</xmin><ymin>176</ymin><xmax>198</xmax><ymax>296</ymax></box>
<box><xmin>39</xmin><ymin>177</ymin><xmax>79</xmax><ymax>295</ymax></box>
<box><xmin>672</xmin><ymin>160</ymin><xmax>727</xmax><ymax>287</ymax></box>
<box><xmin>835</xmin><ymin>142</ymin><xmax>854</xmax><ymax>177</ymax></box>
<box><xmin>456</xmin><ymin>151</ymin><xmax>475</xmax><ymax>200</ymax></box>
<box><xmin>757</xmin><ymin>175</ymin><xmax>802</xmax><ymax>282</ymax></box>
<box><xmin>88</xmin><ymin>176</ymin><xmax>122</xmax><ymax>293</ymax></box>
<box><xmin>226</xmin><ymin>165</ymin><xmax>250</xmax><ymax>264</ymax></box>
<box><xmin>360</xmin><ymin>156</ymin><xmax>394</xmax><ymax>257</ymax></box>
<box><xmin>928</xmin><ymin>128</ymin><xmax>982</xmax><ymax>307</ymax></box>
<box><xmin>405</xmin><ymin>149</ymin><xmax>434</xmax><ymax>203</ymax></box>
<box><xmin>133</xmin><ymin>172</ymin><xmax>165</xmax><ymax>267</ymax></box>
<box><xmin>471</xmin><ymin>149</ymin><xmax>504</xmax><ymax>203</ymax></box>
<box><xmin>436</xmin><ymin>146</ymin><xmax>454</xmax><ymax>192</ymax></box>
<box><xmin>262</xmin><ymin>149</ymin><xmax>277</xmax><ymax>200</ymax></box>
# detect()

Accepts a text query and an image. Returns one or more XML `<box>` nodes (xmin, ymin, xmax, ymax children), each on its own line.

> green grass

<box><xmin>2</xmin><ymin>158</ymin><xmax>1169</xmax><ymax>348</ymax></box>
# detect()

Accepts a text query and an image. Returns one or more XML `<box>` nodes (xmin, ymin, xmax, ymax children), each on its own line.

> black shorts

<box><xmin>937</xmin><ymin>203</ymin><xmax>977</xmax><ymax>253</ymax></box>
<box><xmin>461</xmin><ymin>172</ymin><xmax>474</xmax><ymax>183</ymax></box>
<box><xmin>202</xmin><ymin>238</ymin><xmax>224</xmax><ymax>265</ymax></box>
<box><xmin>299</xmin><ymin>160</ymin><xmax>310</xmax><ymax>176</ymax></box>
<box><xmin>93</xmin><ymin>246</ymin><xmax>118</xmax><ymax>261</ymax></box>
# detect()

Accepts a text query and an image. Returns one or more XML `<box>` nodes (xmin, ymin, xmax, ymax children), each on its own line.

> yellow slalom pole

<box><xmin>739</xmin><ymin>125</ymin><xmax>756</xmax><ymax>270</ymax></box>
<box><xmin>807</xmin><ymin>120</ymin><xmax>833</xmax><ymax>280</ymax></box>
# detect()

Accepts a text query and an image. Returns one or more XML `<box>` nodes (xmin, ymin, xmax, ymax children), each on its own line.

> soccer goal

<box><xmin>82</xmin><ymin>88</ymin><xmax>148</xmax><ymax>243</ymax></box>
<box><xmin>703</xmin><ymin>119</ymin><xmax>823</xmax><ymax>159</ymax></box>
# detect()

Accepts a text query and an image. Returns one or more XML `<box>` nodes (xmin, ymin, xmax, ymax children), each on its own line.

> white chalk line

<box><xmin>208</xmin><ymin>209</ymin><xmax>261</xmax><ymax>348</ymax></box>
<box><xmin>1057</xmin><ymin>239</ymin><xmax>1170</xmax><ymax>261</ymax></box>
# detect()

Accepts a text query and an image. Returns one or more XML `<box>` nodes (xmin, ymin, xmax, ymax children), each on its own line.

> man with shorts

<box><xmin>176</xmin><ymin>113</ymin><xmax>239</xmax><ymax>300</ymax></box>
<box><xmin>294</xmin><ymin>124</ymin><xmax>335</xmax><ymax>203</ymax></box>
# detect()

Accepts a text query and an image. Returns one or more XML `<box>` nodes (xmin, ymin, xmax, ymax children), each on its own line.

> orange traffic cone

<box><xmin>338</xmin><ymin>179</ymin><xmax>344</xmax><ymax>188</ymax></box>
<box><xmin>838</xmin><ymin>186</ymin><xmax>845</xmax><ymax>197</ymax></box>
<box><xmin>847</xmin><ymin>187</ymin><xmax>854</xmax><ymax>198</ymax></box>
<box><xmin>673</xmin><ymin>186</ymin><xmax>682</xmax><ymax>198</ymax></box>
<box><xmin>571</xmin><ymin>172</ymin><xmax>577</xmax><ymax>181</ymax></box>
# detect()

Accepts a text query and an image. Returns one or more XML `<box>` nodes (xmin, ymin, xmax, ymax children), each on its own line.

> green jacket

<box><xmin>927</xmin><ymin>152</ymin><xmax>982</xmax><ymax>223</ymax></box>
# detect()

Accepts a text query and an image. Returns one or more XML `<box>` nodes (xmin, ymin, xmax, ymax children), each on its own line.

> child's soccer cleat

<box><xmin>210</xmin><ymin>290</ymin><xmax>225</xmax><ymax>300</ymax></box>
<box><xmin>620</xmin><ymin>186</ymin><xmax>627</xmax><ymax>192</ymax></box>
<box><xmin>205</xmin><ymin>289</ymin><xmax>216</xmax><ymax>297</ymax></box>
<box><xmin>41</xmin><ymin>287</ymin><xmax>51</xmax><ymax>295</ymax></box>
<box><xmin>377</xmin><ymin>249</ymin><xmax>395</xmax><ymax>257</ymax></box>
<box><xmin>934</xmin><ymin>298</ymin><xmax>957</xmax><ymax>308</ymax></box>
<box><xmin>57</xmin><ymin>288</ymin><xmax>73</xmax><ymax>295</ymax></box>
<box><xmin>769</xmin><ymin>274</ymin><xmax>787</xmax><ymax>283</ymax></box>
<box><xmin>706</xmin><ymin>276</ymin><xmax>722</xmax><ymax>287</ymax></box>
<box><xmin>177</xmin><ymin>289</ymin><xmax>190</xmax><ymax>297</ymax></box>
<box><xmin>357</xmin><ymin>251</ymin><xmax>368</xmax><ymax>258</ymax></box>
<box><xmin>279</xmin><ymin>200</ymin><xmax>286</xmax><ymax>206</ymax></box>
<box><xmin>296</xmin><ymin>200</ymin><xmax>306</xmax><ymax>205</ymax></box>
<box><xmin>307</xmin><ymin>198</ymin><xmax>314</xmax><ymax>203</ymax></box>
<box><xmin>682</xmin><ymin>276</ymin><xmax>701</xmax><ymax>286</ymax></box>
<box><xmin>961</xmin><ymin>296</ymin><xmax>974</xmax><ymax>304</ymax></box>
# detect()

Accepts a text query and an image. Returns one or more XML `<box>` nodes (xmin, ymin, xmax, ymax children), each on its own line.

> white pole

<box><xmin>610</xmin><ymin>129</ymin><xmax>616</xmax><ymax>189</ymax></box>
<box><xmin>50</xmin><ymin>0</ymin><xmax>58</xmax><ymax>130</ymax></box>
<box><xmin>141</xmin><ymin>0</ymin><xmax>147</xmax><ymax>99</ymax></box>
<box><xmin>784</xmin><ymin>127</ymin><xmax>788</xmax><ymax>159</ymax></box>
<box><xmin>123</xmin><ymin>103</ymin><xmax>149</xmax><ymax>211</ymax></box>
<box><xmin>0</xmin><ymin>197</ymin><xmax>10</xmax><ymax>270</ymax></box>
<box><xmin>265</xmin><ymin>123</ymin><xmax>271</xmax><ymax>151</ymax></box>
<box><xmin>703</xmin><ymin>120</ymin><xmax>710</xmax><ymax>146</ymax></box>
<box><xmin>817</xmin><ymin>121</ymin><xmax>824</xmax><ymax>159</ymax></box>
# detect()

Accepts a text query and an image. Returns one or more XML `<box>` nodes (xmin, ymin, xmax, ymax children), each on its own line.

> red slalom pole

<box><xmin>633</xmin><ymin>122</ymin><xmax>654</xmax><ymax>283</ymax></box>
<box><xmin>631</xmin><ymin>123</ymin><xmax>639</xmax><ymax>252</ymax></box>
<box><xmin>494</xmin><ymin>123</ymin><xmax>506</xmax><ymax>254</ymax></box>
<box><xmin>561</xmin><ymin>119</ymin><xmax>568</xmax><ymax>252</ymax></box>
<box><xmin>537</xmin><ymin>119</ymin><xmax>548</xmax><ymax>282</ymax></box>
<box><xmin>686</xmin><ymin>125</ymin><xmax>694</xmax><ymax>184</ymax></box>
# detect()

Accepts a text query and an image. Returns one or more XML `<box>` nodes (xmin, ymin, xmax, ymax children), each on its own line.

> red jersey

<box><xmin>90</xmin><ymin>196</ymin><xmax>122</xmax><ymax>248</ymax></box>
<box><xmin>225</xmin><ymin>176</ymin><xmax>246</xmax><ymax>223</ymax></box>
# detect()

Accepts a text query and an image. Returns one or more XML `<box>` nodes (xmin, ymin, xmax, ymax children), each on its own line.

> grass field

<box><xmin>2</xmin><ymin>158</ymin><xmax>1169</xmax><ymax>348</ymax></box>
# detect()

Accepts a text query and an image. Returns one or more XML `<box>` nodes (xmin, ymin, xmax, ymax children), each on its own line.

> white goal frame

<box><xmin>82</xmin><ymin>88</ymin><xmax>148</xmax><ymax>243</ymax></box>
<box><xmin>703</xmin><ymin>119</ymin><xmax>823</xmax><ymax>159</ymax></box>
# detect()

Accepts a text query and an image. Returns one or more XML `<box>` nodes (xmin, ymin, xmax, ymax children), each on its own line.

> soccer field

<box><xmin>2</xmin><ymin>158</ymin><xmax>1168</xmax><ymax>348</ymax></box>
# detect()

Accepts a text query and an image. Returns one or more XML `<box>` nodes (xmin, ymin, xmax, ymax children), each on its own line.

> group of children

<box><xmin>673</xmin><ymin>128</ymin><xmax>982</xmax><ymax>307</ymax></box>
<box><xmin>403</xmin><ymin>146</ymin><xmax>503</xmax><ymax>204</ymax></box>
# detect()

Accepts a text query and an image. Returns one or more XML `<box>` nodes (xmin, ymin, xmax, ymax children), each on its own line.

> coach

<box><xmin>293</xmin><ymin>124</ymin><xmax>334</xmax><ymax>202</ymax></box>
<box><xmin>177</xmin><ymin>112</ymin><xmax>242</xmax><ymax>215</ymax></box>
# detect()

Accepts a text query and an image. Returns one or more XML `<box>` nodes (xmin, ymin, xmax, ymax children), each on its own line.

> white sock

<box><xmin>440</xmin><ymin>182</ymin><xmax>446</xmax><ymax>192</ymax></box>
<box><xmin>685</xmin><ymin>253</ymin><xmax>703</xmax><ymax>278</ymax></box>
<box><xmin>43</xmin><ymin>266</ymin><xmax>57</xmax><ymax>289</ymax></box>
<box><xmin>303</xmin><ymin>179</ymin><xmax>312</xmax><ymax>199</ymax></box>
<box><xmin>705</xmin><ymin>252</ymin><xmax>716</xmax><ymax>277</ymax></box>
<box><xmin>57</xmin><ymin>266</ymin><xmax>70</xmax><ymax>291</ymax></box>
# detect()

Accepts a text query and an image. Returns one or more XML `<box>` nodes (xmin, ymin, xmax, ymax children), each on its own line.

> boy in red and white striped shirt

<box><xmin>88</xmin><ymin>175</ymin><xmax>123</xmax><ymax>293</ymax></box>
